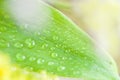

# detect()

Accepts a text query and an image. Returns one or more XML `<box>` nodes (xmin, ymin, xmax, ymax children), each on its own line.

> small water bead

<box><xmin>35</xmin><ymin>32</ymin><xmax>41</xmax><ymax>36</ymax></box>
<box><xmin>53</xmin><ymin>36</ymin><xmax>59</xmax><ymax>40</ymax></box>
<box><xmin>9</xmin><ymin>35</ymin><xmax>16</xmax><ymax>41</ymax></box>
<box><xmin>37</xmin><ymin>58</ymin><xmax>45</xmax><ymax>64</ymax></box>
<box><xmin>24</xmin><ymin>66</ymin><xmax>34</xmax><ymax>71</ymax></box>
<box><xmin>41</xmin><ymin>43</ymin><xmax>48</xmax><ymax>49</ymax></box>
<box><xmin>29</xmin><ymin>56</ymin><xmax>36</xmax><ymax>62</ymax></box>
<box><xmin>48</xmin><ymin>61</ymin><xmax>55</xmax><ymax>66</ymax></box>
<box><xmin>25</xmin><ymin>38</ymin><xmax>36</xmax><ymax>48</ymax></box>
<box><xmin>14</xmin><ymin>42</ymin><xmax>23</xmax><ymax>48</ymax></box>
<box><xmin>55</xmin><ymin>45</ymin><xmax>59</xmax><ymax>48</ymax></box>
<box><xmin>65</xmin><ymin>49</ymin><xmax>71</xmax><ymax>53</ymax></box>
<box><xmin>92</xmin><ymin>64</ymin><xmax>100</xmax><ymax>72</ymax></box>
<box><xmin>16</xmin><ymin>53</ymin><xmax>26</xmax><ymax>61</ymax></box>
<box><xmin>0</xmin><ymin>39</ymin><xmax>9</xmax><ymax>48</ymax></box>
<box><xmin>50</xmin><ymin>47</ymin><xmax>56</xmax><ymax>51</ymax></box>
<box><xmin>55</xmin><ymin>44</ymin><xmax>62</xmax><ymax>48</ymax></box>
<box><xmin>62</xmin><ymin>56</ymin><xmax>68</xmax><ymax>60</ymax></box>
<box><xmin>57</xmin><ymin>66</ymin><xmax>66</xmax><ymax>71</ymax></box>
<box><xmin>51</xmin><ymin>53</ymin><xmax>58</xmax><ymax>58</ymax></box>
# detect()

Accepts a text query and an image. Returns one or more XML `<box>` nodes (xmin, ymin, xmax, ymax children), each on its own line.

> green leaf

<box><xmin>0</xmin><ymin>0</ymin><xmax>119</xmax><ymax>80</ymax></box>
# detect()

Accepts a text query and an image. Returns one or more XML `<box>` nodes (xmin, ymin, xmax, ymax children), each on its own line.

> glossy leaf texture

<box><xmin>0</xmin><ymin>0</ymin><xmax>120</xmax><ymax>80</ymax></box>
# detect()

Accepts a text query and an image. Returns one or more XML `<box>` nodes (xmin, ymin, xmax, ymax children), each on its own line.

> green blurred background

<box><xmin>45</xmin><ymin>0</ymin><xmax>120</xmax><ymax>73</ymax></box>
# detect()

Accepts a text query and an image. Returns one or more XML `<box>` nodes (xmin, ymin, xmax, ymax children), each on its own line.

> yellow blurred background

<box><xmin>46</xmin><ymin>0</ymin><xmax>120</xmax><ymax>73</ymax></box>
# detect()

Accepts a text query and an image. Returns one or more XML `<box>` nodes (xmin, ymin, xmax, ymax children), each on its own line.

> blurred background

<box><xmin>45</xmin><ymin>0</ymin><xmax>120</xmax><ymax>73</ymax></box>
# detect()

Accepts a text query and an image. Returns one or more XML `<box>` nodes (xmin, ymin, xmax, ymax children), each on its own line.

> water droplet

<box><xmin>55</xmin><ymin>45</ymin><xmax>59</xmax><ymax>48</ymax></box>
<box><xmin>48</xmin><ymin>61</ymin><xmax>55</xmax><ymax>65</ymax></box>
<box><xmin>41</xmin><ymin>43</ymin><xmax>48</xmax><ymax>49</ymax></box>
<box><xmin>92</xmin><ymin>65</ymin><xmax>100</xmax><ymax>72</ymax></box>
<box><xmin>9</xmin><ymin>35</ymin><xmax>16</xmax><ymax>41</ymax></box>
<box><xmin>29</xmin><ymin>56</ymin><xmax>36</xmax><ymax>61</ymax></box>
<box><xmin>62</xmin><ymin>56</ymin><xmax>67</xmax><ymax>60</ymax></box>
<box><xmin>50</xmin><ymin>47</ymin><xmax>56</xmax><ymax>51</ymax></box>
<box><xmin>14</xmin><ymin>42</ymin><xmax>23</xmax><ymax>48</ymax></box>
<box><xmin>65</xmin><ymin>49</ymin><xmax>71</xmax><ymax>53</ymax></box>
<box><xmin>51</xmin><ymin>53</ymin><xmax>58</xmax><ymax>58</ymax></box>
<box><xmin>24</xmin><ymin>66</ymin><xmax>33</xmax><ymax>71</ymax></box>
<box><xmin>0</xmin><ymin>39</ymin><xmax>9</xmax><ymax>48</ymax></box>
<box><xmin>37</xmin><ymin>58</ymin><xmax>45</xmax><ymax>64</ymax></box>
<box><xmin>57</xmin><ymin>66</ymin><xmax>66</xmax><ymax>71</ymax></box>
<box><xmin>53</xmin><ymin>36</ymin><xmax>59</xmax><ymax>40</ymax></box>
<box><xmin>25</xmin><ymin>38</ymin><xmax>35</xmax><ymax>48</ymax></box>
<box><xmin>16</xmin><ymin>53</ymin><xmax>26</xmax><ymax>61</ymax></box>
<box><xmin>35</xmin><ymin>32</ymin><xmax>41</xmax><ymax>36</ymax></box>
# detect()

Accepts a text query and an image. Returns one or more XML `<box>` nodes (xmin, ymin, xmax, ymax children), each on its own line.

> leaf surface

<box><xmin>0</xmin><ymin>0</ymin><xmax>119</xmax><ymax>80</ymax></box>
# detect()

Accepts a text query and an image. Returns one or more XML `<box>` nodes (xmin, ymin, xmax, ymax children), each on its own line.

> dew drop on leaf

<box><xmin>0</xmin><ymin>39</ymin><xmax>9</xmax><ymax>48</ymax></box>
<box><xmin>37</xmin><ymin>58</ymin><xmax>45</xmax><ymax>64</ymax></box>
<box><xmin>53</xmin><ymin>36</ymin><xmax>59</xmax><ymax>40</ymax></box>
<box><xmin>62</xmin><ymin>56</ymin><xmax>67</xmax><ymax>60</ymax></box>
<box><xmin>51</xmin><ymin>53</ymin><xmax>58</xmax><ymax>58</ymax></box>
<box><xmin>35</xmin><ymin>32</ymin><xmax>41</xmax><ymax>36</ymax></box>
<box><xmin>50</xmin><ymin>47</ymin><xmax>56</xmax><ymax>51</ymax></box>
<box><xmin>65</xmin><ymin>49</ymin><xmax>71</xmax><ymax>53</ymax></box>
<box><xmin>24</xmin><ymin>66</ymin><xmax>34</xmax><ymax>71</ymax></box>
<box><xmin>41</xmin><ymin>43</ymin><xmax>48</xmax><ymax>49</ymax></box>
<box><xmin>48</xmin><ymin>61</ymin><xmax>55</xmax><ymax>66</ymax></box>
<box><xmin>25</xmin><ymin>38</ymin><xmax>35</xmax><ymax>48</ymax></box>
<box><xmin>16</xmin><ymin>53</ymin><xmax>26</xmax><ymax>61</ymax></box>
<box><xmin>55</xmin><ymin>45</ymin><xmax>59</xmax><ymax>48</ymax></box>
<box><xmin>57</xmin><ymin>66</ymin><xmax>66</xmax><ymax>71</ymax></box>
<box><xmin>29</xmin><ymin>56</ymin><xmax>36</xmax><ymax>62</ymax></box>
<box><xmin>14</xmin><ymin>42</ymin><xmax>23</xmax><ymax>48</ymax></box>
